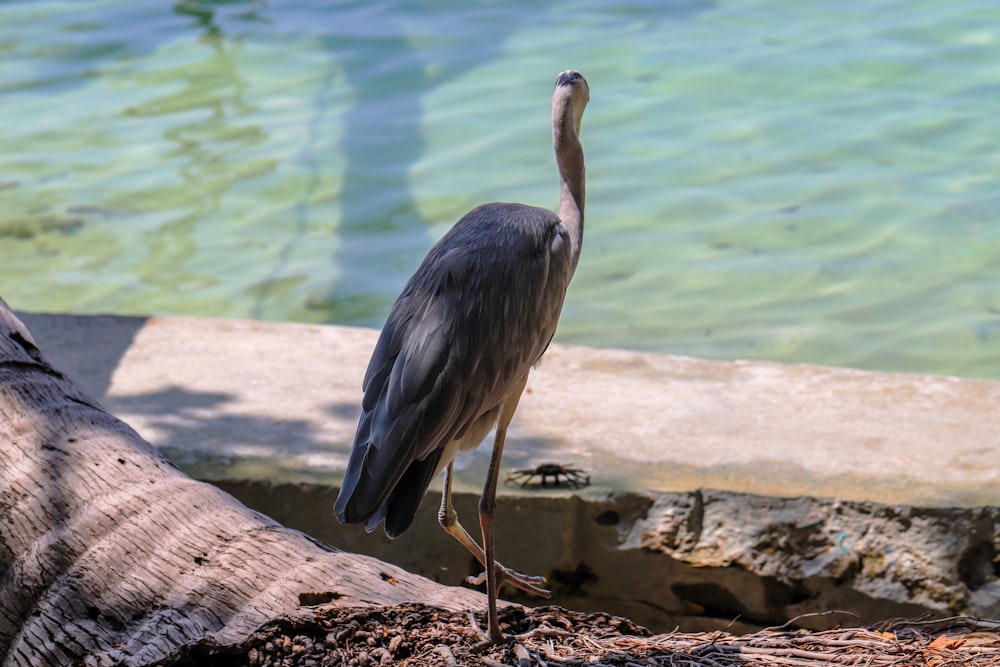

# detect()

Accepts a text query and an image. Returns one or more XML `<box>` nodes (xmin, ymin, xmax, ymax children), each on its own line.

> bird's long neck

<box><xmin>553</xmin><ymin>94</ymin><xmax>586</xmax><ymax>273</ymax></box>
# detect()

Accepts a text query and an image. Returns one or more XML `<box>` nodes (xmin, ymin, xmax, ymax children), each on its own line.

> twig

<box><xmin>434</xmin><ymin>644</ymin><xmax>459</xmax><ymax>666</ymax></box>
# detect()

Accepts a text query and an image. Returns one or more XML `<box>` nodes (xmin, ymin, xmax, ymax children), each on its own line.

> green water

<box><xmin>3</xmin><ymin>0</ymin><xmax>1000</xmax><ymax>379</ymax></box>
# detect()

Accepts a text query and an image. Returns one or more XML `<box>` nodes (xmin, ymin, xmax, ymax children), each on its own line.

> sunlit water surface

<box><xmin>3</xmin><ymin>0</ymin><xmax>1000</xmax><ymax>379</ymax></box>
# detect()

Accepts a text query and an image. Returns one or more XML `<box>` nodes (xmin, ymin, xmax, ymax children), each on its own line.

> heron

<box><xmin>334</xmin><ymin>70</ymin><xmax>589</xmax><ymax>643</ymax></box>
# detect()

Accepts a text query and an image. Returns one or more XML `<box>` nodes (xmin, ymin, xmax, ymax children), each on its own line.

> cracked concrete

<box><xmin>18</xmin><ymin>311</ymin><xmax>1000</xmax><ymax>631</ymax></box>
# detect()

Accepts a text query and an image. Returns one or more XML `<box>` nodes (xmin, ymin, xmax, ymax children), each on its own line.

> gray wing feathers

<box><xmin>335</xmin><ymin>203</ymin><xmax>572</xmax><ymax>532</ymax></box>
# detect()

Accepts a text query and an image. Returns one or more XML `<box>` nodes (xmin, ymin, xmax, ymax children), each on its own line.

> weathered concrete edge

<box><xmin>212</xmin><ymin>477</ymin><xmax>1000</xmax><ymax>634</ymax></box>
<box><xmin>17</xmin><ymin>310</ymin><xmax>1000</xmax><ymax>508</ymax></box>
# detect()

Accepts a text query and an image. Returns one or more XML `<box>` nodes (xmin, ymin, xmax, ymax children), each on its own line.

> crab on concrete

<box><xmin>504</xmin><ymin>463</ymin><xmax>591</xmax><ymax>489</ymax></box>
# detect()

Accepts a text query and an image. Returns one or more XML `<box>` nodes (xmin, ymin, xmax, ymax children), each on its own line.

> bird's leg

<box><xmin>437</xmin><ymin>462</ymin><xmax>549</xmax><ymax>597</ymax></box>
<box><xmin>479</xmin><ymin>374</ymin><xmax>546</xmax><ymax>643</ymax></box>
<box><xmin>479</xmin><ymin>413</ymin><xmax>508</xmax><ymax>642</ymax></box>
<box><xmin>437</xmin><ymin>463</ymin><xmax>486</xmax><ymax>562</ymax></box>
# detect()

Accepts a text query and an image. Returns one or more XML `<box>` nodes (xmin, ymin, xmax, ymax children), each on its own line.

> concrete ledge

<box><xmin>20</xmin><ymin>311</ymin><xmax>1000</xmax><ymax>507</ymax></box>
<box><xmin>18</xmin><ymin>311</ymin><xmax>1000</xmax><ymax>630</ymax></box>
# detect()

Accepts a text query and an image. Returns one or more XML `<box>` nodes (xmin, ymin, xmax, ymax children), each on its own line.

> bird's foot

<box><xmin>467</xmin><ymin>611</ymin><xmax>505</xmax><ymax>648</ymax></box>
<box><xmin>468</xmin><ymin>612</ymin><xmax>573</xmax><ymax>649</ymax></box>
<box><xmin>466</xmin><ymin>562</ymin><xmax>552</xmax><ymax>598</ymax></box>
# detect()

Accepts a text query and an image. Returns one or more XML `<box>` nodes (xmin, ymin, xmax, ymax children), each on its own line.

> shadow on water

<box><xmin>296</xmin><ymin>0</ymin><xmax>718</xmax><ymax>325</ymax></box>
<box><xmin>295</xmin><ymin>3</ymin><xmax>531</xmax><ymax>324</ymax></box>
<box><xmin>171</xmin><ymin>0</ymin><xmax>720</xmax><ymax>326</ymax></box>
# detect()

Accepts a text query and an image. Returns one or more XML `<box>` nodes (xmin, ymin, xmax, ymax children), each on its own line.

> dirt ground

<box><xmin>155</xmin><ymin>602</ymin><xmax>1000</xmax><ymax>667</ymax></box>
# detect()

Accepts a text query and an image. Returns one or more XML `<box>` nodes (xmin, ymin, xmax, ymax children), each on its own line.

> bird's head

<box><xmin>554</xmin><ymin>70</ymin><xmax>589</xmax><ymax>136</ymax></box>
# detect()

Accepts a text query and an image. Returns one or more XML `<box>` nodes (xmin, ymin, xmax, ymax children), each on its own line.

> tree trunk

<box><xmin>0</xmin><ymin>300</ymin><xmax>485</xmax><ymax>666</ymax></box>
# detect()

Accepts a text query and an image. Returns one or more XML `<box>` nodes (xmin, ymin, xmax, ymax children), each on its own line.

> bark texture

<box><xmin>0</xmin><ymin>300</ymin><xmax>484</xmax><ymax>667</ymax></box>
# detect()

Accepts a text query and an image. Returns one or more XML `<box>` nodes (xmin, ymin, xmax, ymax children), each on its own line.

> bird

<box><xmin>335</xmin><ymin>70</ymin><xmax>589</xmax><ymax>643</ymax></box>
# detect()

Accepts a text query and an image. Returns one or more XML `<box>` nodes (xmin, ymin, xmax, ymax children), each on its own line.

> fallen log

<box><xmin>0</xmin><ymin>299</ymin><xmax>485</xmax><ymax>666</ymax></box>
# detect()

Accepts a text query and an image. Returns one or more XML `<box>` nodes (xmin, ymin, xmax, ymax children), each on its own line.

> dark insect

<box><xmin>505</xmin><ymin>463</ymin><xmax>591</xmax><ymax>489</ymax></box>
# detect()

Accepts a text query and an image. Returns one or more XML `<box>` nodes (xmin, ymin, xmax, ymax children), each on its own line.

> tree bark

<box><xmin>0</xmin><ymin>300</ymin><xmax>485</xmax><ymax>666</ymax></box>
